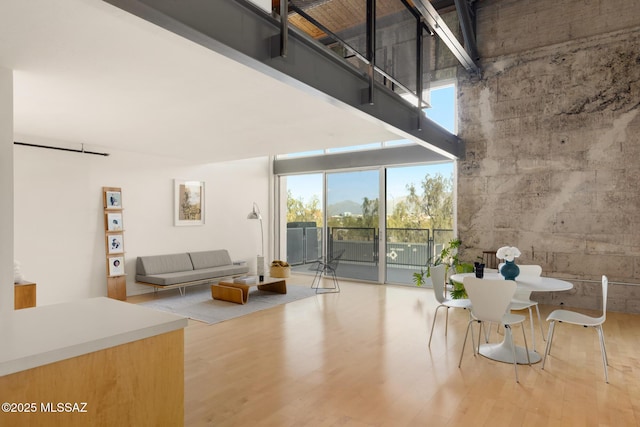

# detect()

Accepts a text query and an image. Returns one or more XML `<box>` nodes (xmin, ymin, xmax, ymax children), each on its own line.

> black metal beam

<box><xmin>103</xmin><ymin>0</ymin><xmax>463</xmax><ymax>158</ymax></box>
<box><xmin>454</xmin><ymin>0</ymin><xmax>479</xmax><ymax>61</ymax></box>
<box><xmin>412</xmin><ymin>0</ymin><xmax>480</xmax><ymax>74</ymax></box>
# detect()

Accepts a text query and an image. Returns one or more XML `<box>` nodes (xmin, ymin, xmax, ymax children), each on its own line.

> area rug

<box><xmin>138</xmin><ymin>283</ymin><xmax>317</xmax><ymax>325</ymax></box>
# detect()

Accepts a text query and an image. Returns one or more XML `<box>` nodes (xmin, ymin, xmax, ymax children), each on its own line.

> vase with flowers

<box><xmin>496</xmin><ymin>246</ymin><xmax>521</xmax><ymax>280</ymax></box>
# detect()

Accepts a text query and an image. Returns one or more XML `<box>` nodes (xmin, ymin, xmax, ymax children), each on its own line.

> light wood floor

<box><xmin>129</xmin><ymin>274</ymin><xmax>640</xmax><ymax>426</ymax></box>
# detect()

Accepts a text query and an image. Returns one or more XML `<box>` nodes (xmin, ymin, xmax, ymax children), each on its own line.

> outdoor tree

<box><xmin>404</xmin><ymin>172</ymin><xmax>453</xmax><ymax>230</ymax></box>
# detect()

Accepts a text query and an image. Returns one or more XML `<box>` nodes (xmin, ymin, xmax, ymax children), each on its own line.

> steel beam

<box><xmin>103</xmin><ymin>0</ymin><xmax>464</xmax><ymax>158</ymax></box>
<box><xmin>412</xmin><ymin>0</ymin><xmax>480</xmax><ymax>74</ymax></box>
<box><xmin>453</xmin><ymin>0</ymin><xmax>479</xmax><ymax>61</ymax></box>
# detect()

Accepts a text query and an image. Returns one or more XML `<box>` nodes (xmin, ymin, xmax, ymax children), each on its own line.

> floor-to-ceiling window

<box><xmin>277</xmin><ymin>82</ymin><xmax>457</xmax><ymax>285</ymax></box>
<box><xmin>326</xmin><ymin>169</ymin><xmax>380</xmax><ymax>282</ymax></box>
<box><xmin>386</xmin><ymin>163</ymin><xmax>454</xmax><ymax>285</ymax></box>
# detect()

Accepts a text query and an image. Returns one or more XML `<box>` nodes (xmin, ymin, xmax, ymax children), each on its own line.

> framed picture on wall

<box><xmin>108</xmin><ymin>256</ymin><xmax>125</xmax><ymax>276</ymax></box>
<box><xmin>106</xmin><ymin>212</ymin><xmax>123</xmax><ymax>231</ymax></box>
<box><xmin>105</xmin><ymin>191</ymin><xmax>122</xmax><ymax>209</ymax></box>
<box><xmin>174</xmin><ymin>179</ymin><xmax>205</xmax><ymax>226</ymax></box>
<box><xmin>107</xmin><ymin>234</ymin><xmax>124</xmax><ymax>254</ymax></box>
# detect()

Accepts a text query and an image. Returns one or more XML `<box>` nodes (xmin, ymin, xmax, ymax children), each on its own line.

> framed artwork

<box><xmin>107</xmin><ymin>234</ymin><xmax>124</xmax><ymax>254</ymax></box>
<box><xmin>108</xmin><ymin>256</ymin><xmax>125</xmax><ymax>276</ymax></box>
<box><xmin>105</xmin><ymin>191</ymin><xmax>122</xmax><ymax>209</ymax></box>
<box><xmin>106</xmin><ymin>212</ymin><xmax>123</xmax><ymax>231</ymax></box>
<box><xmin>174</xmin><ymin>179</ymin><xmax>205</xmax><ymax>226</ymax></box>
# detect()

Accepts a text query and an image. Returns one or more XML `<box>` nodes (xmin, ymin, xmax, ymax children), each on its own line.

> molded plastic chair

<box><xmin>506</xmin><ymin>264</ymin><xmax>545</xmax><ymax>351</ymax></box>
<box><xmin>459</xmin><ymin>277</ymin><xmax>531</xmax><ymax>383</ymax></box>
<box><xmin>311</xmin><ymin>250</ymin><xmax>344</xmax><ymax>293</ymax></box>
<box><xmin>542</xmin><ymin>275</ymin><xmax>609</xmax><ymax>383</ymax></box>
<box><xmin>428</xmin><ymin>264</ymin><xmax>472</xmax><ymax>347</ymax></box>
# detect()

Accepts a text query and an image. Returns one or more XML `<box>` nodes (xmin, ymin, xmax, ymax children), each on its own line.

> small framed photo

<box><xmin>108</xmin><ymin>256</ymin><xmax>125</xmax><ymax>276</ymax></box>
<box><xmin>107</xmin><ymin>234</ymin><xmax>124</xmax><ymax>254</ymax></box>
<box><xmin>105</xmin><ymin>191</ymin><xmax>122</xmax><ymax>209</ymax></box>
<box><xmin>106</xmin><ymin>213</ymin><xmax>123</xmax><ymax>231</ymax></box>
<box><xmin>174</xmin><ymin>179</ymin><xmax>205</xmax><ymax>226</ymax></box>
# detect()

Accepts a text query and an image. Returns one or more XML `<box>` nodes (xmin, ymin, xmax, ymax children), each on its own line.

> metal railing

<box><xmin>286</xmin><ymin>225</ymin><xmax>452</xmax><ymax>268</ymax></box>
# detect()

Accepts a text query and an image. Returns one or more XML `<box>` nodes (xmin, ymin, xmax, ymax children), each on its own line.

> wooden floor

<box><xmin>129</xmin><ymin>274</ymin><xmax>640</xmax><ymax>426</ymax></box>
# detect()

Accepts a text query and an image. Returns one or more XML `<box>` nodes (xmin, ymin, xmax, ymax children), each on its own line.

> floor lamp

<box><xmin>247</xmin><ymin>202</ymin><xmax>265</xmax><ymax>281</ymax></box>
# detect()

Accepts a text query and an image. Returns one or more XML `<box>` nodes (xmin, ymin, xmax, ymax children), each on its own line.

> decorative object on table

<box><xmin>174</xmin><ymin>179</ymin><xmax>205</xmax><ymax>226</ymax></box>
<box><xmin>270</xmin><ymin>260</ymin><xmax>291</xmax><ymax>278</ymax></box>
<box><xmin>247</xmin><ymin>202</ymin><xmax>265</xmax><ymax>280</ymax></box>
<box><xmin>474</xmin><ymin>261</ymin><xmax>485</xmax><ymax>278</ymax></box>
<box><xmin>103</xmin><ymin>187</ymin><xmax>127</xmax><ymax>301</ymax></box>
<box><xmin>234</xmin><ymin>276</ymin><xmax>258</xmax><ymax>285</ymax></box>
<box><xmin>497</xmin><ymin>246</ymin><xmax>521</xmax><ymax>280</ymax></box>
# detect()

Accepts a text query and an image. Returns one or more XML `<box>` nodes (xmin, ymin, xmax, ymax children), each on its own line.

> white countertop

<box><xmin>0</xmin><ymin>297</ymin><xmax>188</xmax><ymax>376</ymax></box>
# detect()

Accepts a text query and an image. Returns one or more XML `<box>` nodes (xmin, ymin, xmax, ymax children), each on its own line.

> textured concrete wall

<box><xmin>456</xmin><ymin>0</ymin><xmax>640</xmax><ymax>312</ymax></box>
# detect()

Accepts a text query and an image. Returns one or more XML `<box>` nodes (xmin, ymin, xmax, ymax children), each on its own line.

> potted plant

<box><xmin>413</xmin><ymin>238</ymin><xmax>474</xmax><ymax>298</ymax></box>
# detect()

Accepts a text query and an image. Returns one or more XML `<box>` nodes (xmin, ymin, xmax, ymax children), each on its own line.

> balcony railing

<box><xmin>286</xmin><ymin>225</ymin><xmax>453</xmax><ymax>268</ymax></box>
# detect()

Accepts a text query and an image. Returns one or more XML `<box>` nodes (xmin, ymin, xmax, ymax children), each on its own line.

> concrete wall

<box><xmin>456</xmin><ymin>0</ymin><xmax>640</xmax><ymax>312</ymax></box>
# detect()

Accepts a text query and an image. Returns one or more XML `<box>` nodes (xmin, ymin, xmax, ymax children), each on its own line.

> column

<box><xmin>0</xmin><ymin>67</ymin><xmax>13</xmax><ymax>314</ymax></box>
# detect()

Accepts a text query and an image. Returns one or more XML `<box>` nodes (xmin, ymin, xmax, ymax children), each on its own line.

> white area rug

<box><xmin>138</xmin><ymin>283</ymin><xmax>317</xmax><ymax>325</ymax></box>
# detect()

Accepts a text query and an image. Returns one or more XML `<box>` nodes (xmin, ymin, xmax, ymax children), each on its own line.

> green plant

<box><xmin>413</xmin><ymin>238</ymin><xmax>473</xmax><ymax>299</ymax></box>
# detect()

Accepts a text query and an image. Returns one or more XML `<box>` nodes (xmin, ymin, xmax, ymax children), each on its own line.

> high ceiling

<box><xmin>1</xmin><ymin>0</ymin><xmax>406</xmax><ymax>163</ymax></box>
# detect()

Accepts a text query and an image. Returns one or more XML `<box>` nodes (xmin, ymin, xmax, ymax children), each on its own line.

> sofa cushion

<box><xmin>136</xmin><ymin>253</ymin><xmax>194</xmax><ymax>276</ymax></box>
<box><xmin>189</xmin><ymin>250</ymin><xmax>232</xmax><ymax>270</ymax></box>
<box><xmin>135</xmin><ymin>264</ymin><xmax>250</xmax><ymax>286</ymax></box>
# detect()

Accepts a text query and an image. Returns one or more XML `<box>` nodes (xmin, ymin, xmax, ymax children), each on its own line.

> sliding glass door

<box><xmin>279</xmin><ymin>162</ymin><xmax>453</xmax><ymax>285</ymax></box>
<box><xmin>326</xmin><ymin>169</ymin><xmax>380</xmax><ymax>282</ymax></box>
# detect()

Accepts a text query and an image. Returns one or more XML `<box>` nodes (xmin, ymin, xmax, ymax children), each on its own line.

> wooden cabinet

<box><xmin>14</xmin><ymin>282</ymin><xmax>36</xmax><ymax>310</ymax></box>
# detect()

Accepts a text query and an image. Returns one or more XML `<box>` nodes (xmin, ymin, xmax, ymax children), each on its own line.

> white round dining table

<box><xmin>449</xmin><ymin>272</ymin><xmax>573</xmax><ymax>364</ymax></box>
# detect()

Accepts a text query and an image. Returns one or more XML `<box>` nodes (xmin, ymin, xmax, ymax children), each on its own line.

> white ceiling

<box><xmin>1</xmin><ymin>0</ymin><xmax>403</xmax><ymax>163</ymax></box>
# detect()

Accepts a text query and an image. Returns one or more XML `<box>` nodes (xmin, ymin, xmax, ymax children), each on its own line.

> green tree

<box><xmin>404</xmin><ymin>172</ymin><xmax>453</xmax><ymax>230</ymax></box>
<box><xmin>286</xmin><ymin>191</ymin><xmax>322</xmax><ymax>226</ymax></box>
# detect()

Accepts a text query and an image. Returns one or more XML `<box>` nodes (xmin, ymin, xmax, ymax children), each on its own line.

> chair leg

<box><xmin>505</xmin><ymin>325</ymin><xmax>519</xmax><ymax>383</ymax></box>
<box><xmin>596</xmin><ymin>325</ymin><xmax>609</xmax><ymax>383</ymax></box>
<box><xmin>476</xmin><ymin>321</ymin><xmax>483</xmax><ymax>355</ymax></box>
<box><xmin>527</xmin><ymin>306</ymin><xmax>536</xmax><ymax>351</ymax></box>
<box><xmin>458</xmin><ymin>320</ymin><xmax>474</xmax><ymax>368</ymax></box>
<box><xmin>445</xmin><ymin>308</ymin><xmax>449</xmax><ymax>337</ymax></box>
<box><xmin>428</xmin><ymin>305</ymin><xmax>444</xmax><ymax>347</ymax></box>
<box><xmin>521</xmin><ymin>323</ymin><xmax>531</xmax><ymax>366</ymax></box>
<box><xmin>535</xmin><ymin>304</ymin><xmax>546</xmax><ymax>341</ymax></box>
<box><xmin>311</xmin><ymin>266</ymin><xmax>322</xmax><ymax>289</ymax></box>
<box><xmin>542</xmin><ymin>321</ymin><xmax>556</xmax><ymax>370</ymax></box>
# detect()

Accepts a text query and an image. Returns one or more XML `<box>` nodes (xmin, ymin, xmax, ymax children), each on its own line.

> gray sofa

<box><xmin>135</xmin><ymin>249</ymin><xmax>249</xmax><ymax>293</ymax></box>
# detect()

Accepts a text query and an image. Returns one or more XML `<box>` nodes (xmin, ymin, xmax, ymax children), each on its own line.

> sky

<box><xmin>286</xmin><ymin>84</ymin><xmax>456</xmax><ymax>205</ymax></box>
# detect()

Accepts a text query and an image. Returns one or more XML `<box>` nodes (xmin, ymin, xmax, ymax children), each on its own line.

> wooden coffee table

<box><xmin>211</xmin><ymin>276</ymin><xmax>287</xmax><ymax>304</ymax></box>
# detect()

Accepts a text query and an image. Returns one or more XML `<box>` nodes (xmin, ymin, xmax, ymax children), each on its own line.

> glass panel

<box><xmin>425</xmin><ymin>84</ymin><xmax>456</xmax><ymax>134</ymax></box>
<box><xmin>282</xmin><ymin>174</ymin><xmax>324</xmax><ymax>273</ymax></box>
<box><xmin>386</xmin><ymin>163</ymin><xmax>455</xmax><ymax>285</ymax></box>
<box><xmin>327</xmin><ymin>169</ymin><xmax>380</xmax><ymax>282</ymax></box>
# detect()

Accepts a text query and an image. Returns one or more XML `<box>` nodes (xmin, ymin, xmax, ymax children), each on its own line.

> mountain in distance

<box><xmin>327</xmin><ymin>200</ymin><xmax>362</xmax><ymax>217</ymax></box>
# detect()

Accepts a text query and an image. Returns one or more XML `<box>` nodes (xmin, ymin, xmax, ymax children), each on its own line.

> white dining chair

<box><xmin>459</xmin><ymin>277</ymin><xmax>531</xmax><ymax>383</ymax></box>
<box><xmin>504</xmin><ymin>264</ymin><xmax>545</xmax><ymax>351</ymax></box>
<box><xmin>542</xmin><ymin>275</ymin><xmax>609</xmax><ymax>383</ymax></box>
<box><xmin>428</xmin><ymin>264</ymin><xmax>472</xmax><ymax>347</ymax></box>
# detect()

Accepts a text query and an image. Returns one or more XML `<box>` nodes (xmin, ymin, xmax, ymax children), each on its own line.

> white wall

<box><xmin>14</xmin><ymin>139</ymin><xmax>271</xmax><ymax>305</ymax></box>
<box><xmin>0</xmin><ymin>67</ymin><xmax>13</xmax><ymax>314</ymax></box>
